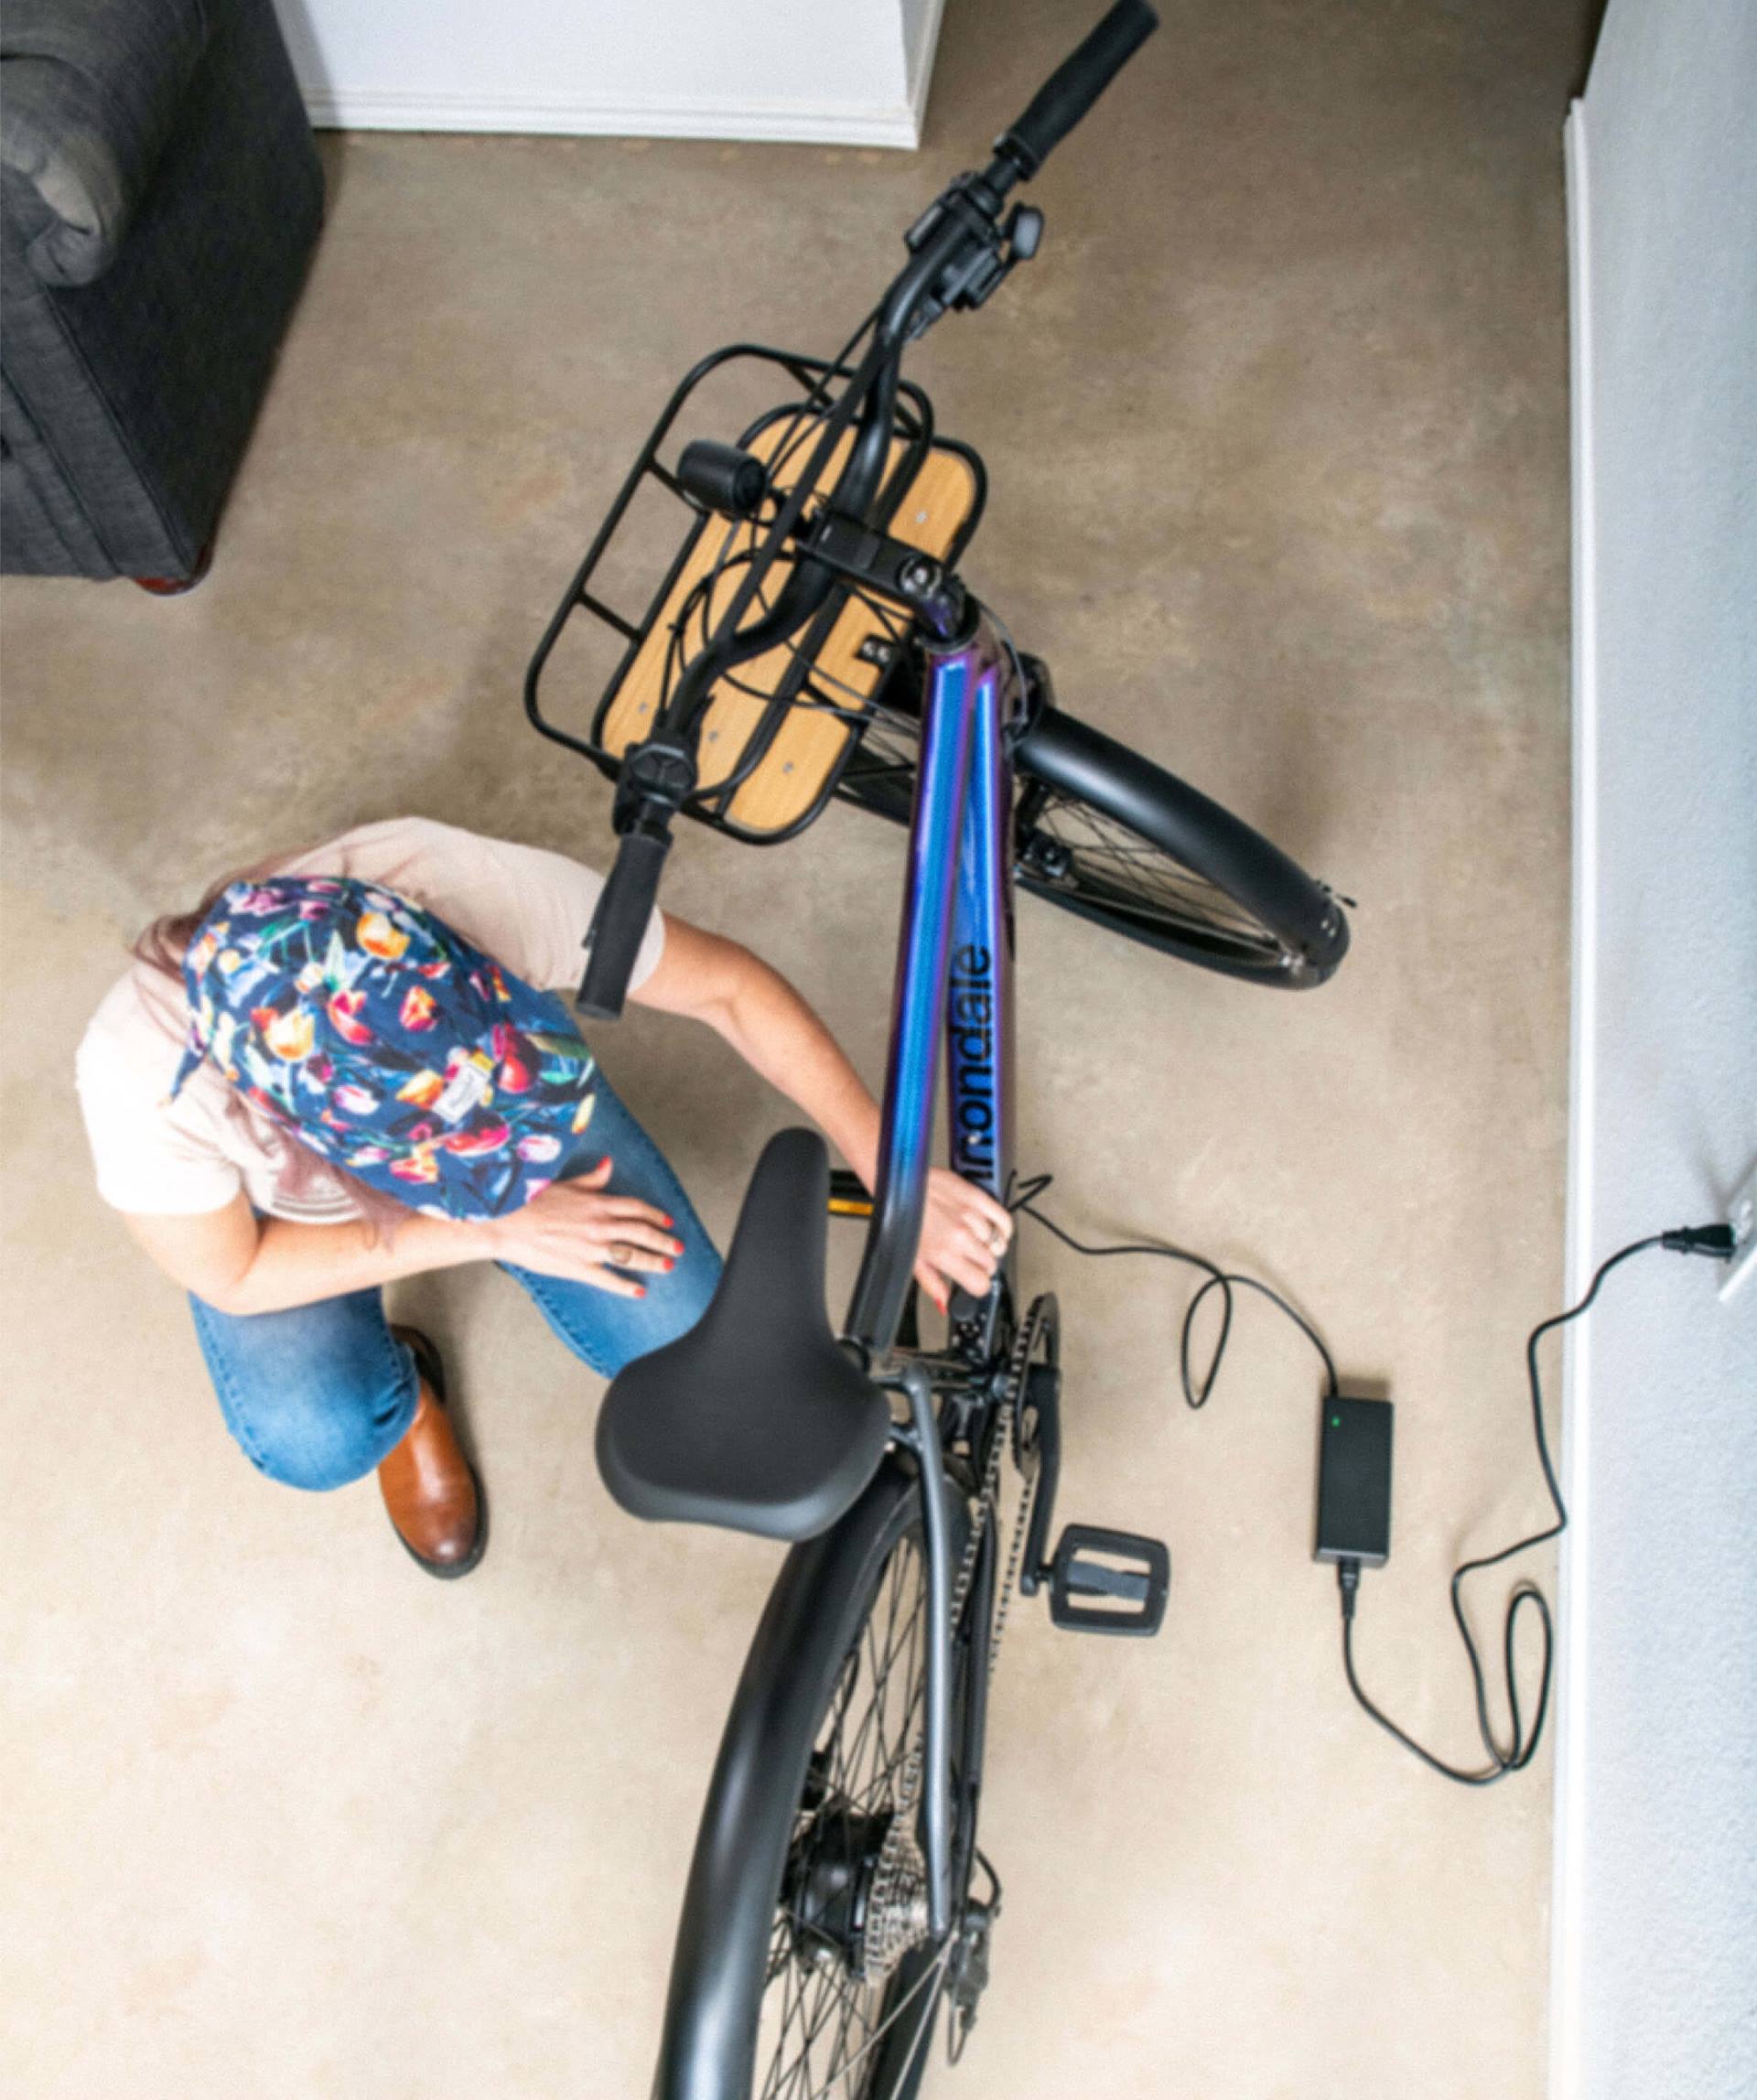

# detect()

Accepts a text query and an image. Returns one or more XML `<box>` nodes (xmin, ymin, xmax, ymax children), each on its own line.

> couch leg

<box><xmin>135</xmin><ymin>538</ymin><xmax>214</xmax><ymax>594</ymax></box>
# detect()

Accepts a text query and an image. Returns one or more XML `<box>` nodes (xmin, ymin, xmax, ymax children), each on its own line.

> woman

<box><xmin>76</xmin><ymin>816</ymin><xmax>1012</xmax><ymax>1578</ymax></box>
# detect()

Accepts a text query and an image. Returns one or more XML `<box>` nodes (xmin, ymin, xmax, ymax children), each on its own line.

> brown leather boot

<box><xmin>379</xmin><ymin>1328</ymin><xmax>485</xmax><ymax>1578</ymax></box>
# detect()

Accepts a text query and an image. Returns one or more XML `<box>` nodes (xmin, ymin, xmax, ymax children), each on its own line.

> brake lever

<box><xmin>899</xmin><ymin>166</ymin><xmax>1046</xmax><ymax>340</ymax></box>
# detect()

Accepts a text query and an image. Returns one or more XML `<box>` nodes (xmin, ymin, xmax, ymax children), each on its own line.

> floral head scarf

<box><xmin>171</xmin><ymin>876</ymin><xmax>599</xmax><ymax>1219</ymax></box>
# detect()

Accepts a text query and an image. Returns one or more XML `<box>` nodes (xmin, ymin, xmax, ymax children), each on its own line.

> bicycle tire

<box><xmin>653</xmin><ymin>1458</ymin><xmax>982</xmax><ymax>2100</ymax></box>
<box><xmin>835</xmin><ymin>693</ymin><xmax>1350</xmax><ymax>989</ymax></box>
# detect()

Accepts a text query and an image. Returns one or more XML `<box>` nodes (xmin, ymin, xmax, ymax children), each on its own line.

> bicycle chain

<box><xmin>987</xmin><ymin>1448</ymin><xmax>1040</xmax><ymax>1685</ymax></box>
<box><xmin>947</xmin><ymin>1294</ymin><xmax>1051</xmax><ymax>1683</ymax></box>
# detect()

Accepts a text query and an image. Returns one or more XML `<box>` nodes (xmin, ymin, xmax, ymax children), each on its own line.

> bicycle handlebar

<box><xmin>577</xmin><ymin>820</ymin><xmax>671</xmax><ymax>1020</ymax></box>
<box><xmin>577</xmin><ymin>2</ymin><xmax>1159</xmax><ymax>1022</ymax></box>
<box><xmin>996</xmin><ymin>1</ymin><xmax>1159</xmax><ymax>179</ymax></box>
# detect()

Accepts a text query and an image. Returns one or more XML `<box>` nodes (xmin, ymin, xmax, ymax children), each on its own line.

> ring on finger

<box><xmin>609</xmin><ymin>1241</ymin><xmax>634</xmax><ymax>1266</ymax></box>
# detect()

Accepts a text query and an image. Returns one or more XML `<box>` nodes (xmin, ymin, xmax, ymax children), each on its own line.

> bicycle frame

<box><xmin>528</xmin><ymin>11</ymin><xmax>1194</xmax><ymax>2084</ymax></box>
<box><xmin>840</xmin><ymin>604</ymin><xmax>1019</xmax><ymax>1955</ymax></box>
<box><xmin>846</xmin><ymin>611</ymin><xmax>1019</xmax><ymax>1360</ymax></box>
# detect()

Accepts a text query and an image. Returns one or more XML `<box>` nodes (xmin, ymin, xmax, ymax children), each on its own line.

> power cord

<box><xmin>1008</xmin><ymin>1172</ymin><xmax>1339</xmax><ymax>1405</ymax></box>
<box><xmin>1008</xmin><ymin>1176</ymin><xmax>1735</xmax><ymax>1784</ymax></box>
<box><xmin>1338</xmin><ymin>1221</ymin><xmax>1732</xmax><ymax>1785</ymax></box>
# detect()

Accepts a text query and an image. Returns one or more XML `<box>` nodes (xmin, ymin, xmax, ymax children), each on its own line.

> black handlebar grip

<box><xmin>997</xmin><ymin>0</ymin><xmax>1159</xmax><ymax>179</ymax></box>
<box><xmin>577</xmin><ymin>825</ymin><xmax>671</xmax><ymax>1023</ymax></box>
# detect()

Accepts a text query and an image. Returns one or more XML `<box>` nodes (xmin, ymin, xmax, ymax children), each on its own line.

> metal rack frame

<box><xmin>523</xmin><ymin>341</ymin><xmax>986</xmax><ymax>845</ymax></box>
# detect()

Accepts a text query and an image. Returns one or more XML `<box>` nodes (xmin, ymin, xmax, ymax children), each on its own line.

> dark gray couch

<box><xmin>0</xmin><ymin>0</ymin><xmax>323</xmax><ymax>584</ymax></box>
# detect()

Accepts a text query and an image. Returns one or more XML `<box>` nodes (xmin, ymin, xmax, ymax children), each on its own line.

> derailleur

<box><xmin>944</xmin><ymin>1852</ymin><xmax>1003</xmax><ymax>2064</ymax></box>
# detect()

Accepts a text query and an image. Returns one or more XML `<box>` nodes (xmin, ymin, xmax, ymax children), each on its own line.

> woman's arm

<box><xmin>631</xmin><ymin>916</ymin><xmax>1013</xmax><ymax>1310</ymax></box>
<box><xmin>125</xmin><ymin>1195</ymin><xmax>495</xmax><ymax>1315</ymax></box>
<box><xmin>124</xmin><ymin>1166</ymin><xmax>684</xmax><ymax>1318</ymax></box>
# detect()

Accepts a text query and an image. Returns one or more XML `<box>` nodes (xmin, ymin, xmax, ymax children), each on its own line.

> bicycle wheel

<box><xmin>835</xmin><ymin>670</ymin><xmax>1350</xmax><ymax>988</ymax></box>
<box><xmin>653</xmin><ymin>1460</ymin><xmax>984</xmax><ymax>2100</ymax></box>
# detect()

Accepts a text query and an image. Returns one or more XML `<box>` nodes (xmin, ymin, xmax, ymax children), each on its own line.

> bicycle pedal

<box><xmin>1046</xmin><ymin>1524</ymin><xmax>1170</xmax><ymax>1638</ymax></box>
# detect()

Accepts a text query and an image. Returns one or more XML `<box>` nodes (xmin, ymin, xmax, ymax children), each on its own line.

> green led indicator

<box><xmin>1331</xmin><ymin>1415</ymin><xmax>1342</xmax><ymax>1428</ymax></box>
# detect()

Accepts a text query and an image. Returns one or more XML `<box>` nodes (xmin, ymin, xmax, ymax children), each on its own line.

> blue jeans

<box><xmin>189</xmin><ymin>1073</ymin><xmax>721</xmax><ymax>1491</ymax></box>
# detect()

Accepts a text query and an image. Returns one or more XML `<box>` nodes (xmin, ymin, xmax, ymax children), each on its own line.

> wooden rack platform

<box><xmin>597</xmin><ymin>420</ymin><xmax>979</xmax><ymax>838</ymax></box>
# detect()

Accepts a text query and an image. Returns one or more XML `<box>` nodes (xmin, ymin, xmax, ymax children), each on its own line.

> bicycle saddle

<box><xmin>596</xmin><ymin>1127</ymin><xmax>893</xmax><ymax>1543</ymax></box>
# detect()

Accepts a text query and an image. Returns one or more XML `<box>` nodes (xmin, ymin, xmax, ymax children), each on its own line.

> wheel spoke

<box><xmin>1020</xmin><ymin>792</ymin><xmax>1288</xmax><ymax>954</ymax></box>
<box><xmin>754</xmin><ymin>1527</ymin><xmax>944</xmax><ymax>2095</ymax></box>
<box><xmin>837</xmin><ymin>709</ymin><xmax>1306</xmax><ymax>969</ymax></box>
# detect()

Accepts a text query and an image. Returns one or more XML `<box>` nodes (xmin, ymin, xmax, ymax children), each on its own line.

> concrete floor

<box><xmin>1</xmin><ymin>2</ymin><xmax>1592</xmax><ymax>2093</ymax></box>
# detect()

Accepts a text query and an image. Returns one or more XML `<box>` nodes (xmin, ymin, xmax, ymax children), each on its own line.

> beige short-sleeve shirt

<box><xmin>74</xmin><ymin>817</ymin><xmax>665</xmax><ymax>1223</ymax></box>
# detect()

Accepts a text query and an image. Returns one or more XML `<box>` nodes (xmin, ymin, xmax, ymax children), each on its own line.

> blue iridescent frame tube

<box><xmin>846</xmin><ymin>615</ymin><xmax>1014</xmax><ymax>1357</ymax></box>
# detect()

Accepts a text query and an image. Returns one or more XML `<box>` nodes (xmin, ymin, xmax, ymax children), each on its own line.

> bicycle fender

<box><xmin>1016</xmin><ymin>704</ymin><xmax>1344</xmax><ymax>961</ymax></box>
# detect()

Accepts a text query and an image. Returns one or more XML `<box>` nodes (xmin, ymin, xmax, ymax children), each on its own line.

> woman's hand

<box><xmin>481</xmin><ymin>1157</ymin><xmax>685</xmax><ymax>1296</ymax></box>
<box><xmin>628</xmin><ymin>916</ymin><xmax>1014</xmax><ymax>1313</ymax></box>
<box><xmin>915</xmin><ymin>1168</ymin><xmax>1014</xmax><ymax>1315</ymax></box>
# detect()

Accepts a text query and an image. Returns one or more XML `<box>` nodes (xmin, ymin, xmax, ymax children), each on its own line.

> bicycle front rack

<box><xmin>523</xmin><ymin>342</ymin><xmax>986</xmax><ymax>846</ymax></box>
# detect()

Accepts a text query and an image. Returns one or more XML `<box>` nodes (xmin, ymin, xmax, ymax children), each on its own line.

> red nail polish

<box><xmin>635</xmin><ymin>1285</ymin><xmax>647</xmax><ymax>1298</ymax></box>
<box><xmin>662</xmin><ymin>1257</ymin><xmax>675</xmax><ymax>1272</ymax></box>
<box><xmin>661</xmin><ymin>1214</ymin><xmax>674</xmax><ymax>1228</ymax></box>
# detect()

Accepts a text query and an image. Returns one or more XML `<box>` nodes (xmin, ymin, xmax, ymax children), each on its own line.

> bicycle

<box><xmin>523</xmin><ymin>7</ymin><xmax>1351</xmax><ymax>2093</ymax></box>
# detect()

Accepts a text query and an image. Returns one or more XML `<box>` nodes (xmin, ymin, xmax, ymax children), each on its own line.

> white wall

<box><xmin>270</xmin><ymin>0</ymin><xmax>945</xmax><ymax>146</ymax></box>
<box><xmin>1555</xmin><ymin>2</ymin><xmax>1757</xmax><ymax>2096</ymax></box>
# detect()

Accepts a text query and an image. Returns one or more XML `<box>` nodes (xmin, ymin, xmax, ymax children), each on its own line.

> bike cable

<box><xmin>1008</xmin><ymin>1178</ymin><xmax>1736</xmax><ymax>1785</ymax></box>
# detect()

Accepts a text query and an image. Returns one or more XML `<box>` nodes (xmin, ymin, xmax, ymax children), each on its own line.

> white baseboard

<box><xmin>300</xmin><ymin>86</ymin><xmax>922</xmax><ymax>148</ymax></box>
<box><xmin>904</xmin><ymin>0</ymin><xmax>949</xmax><ymax>140</ymax></box>
<box><xmin>1550</xmin><ymin>94</ymin><xmax>1596</xmax><ymax>2100</ymax></box>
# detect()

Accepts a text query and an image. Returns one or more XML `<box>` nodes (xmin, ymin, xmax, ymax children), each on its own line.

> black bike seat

<box><xmin>596</xmin><ymin>1128</ymin><xmax>892</xmax><ymax>1543</ymax></box>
